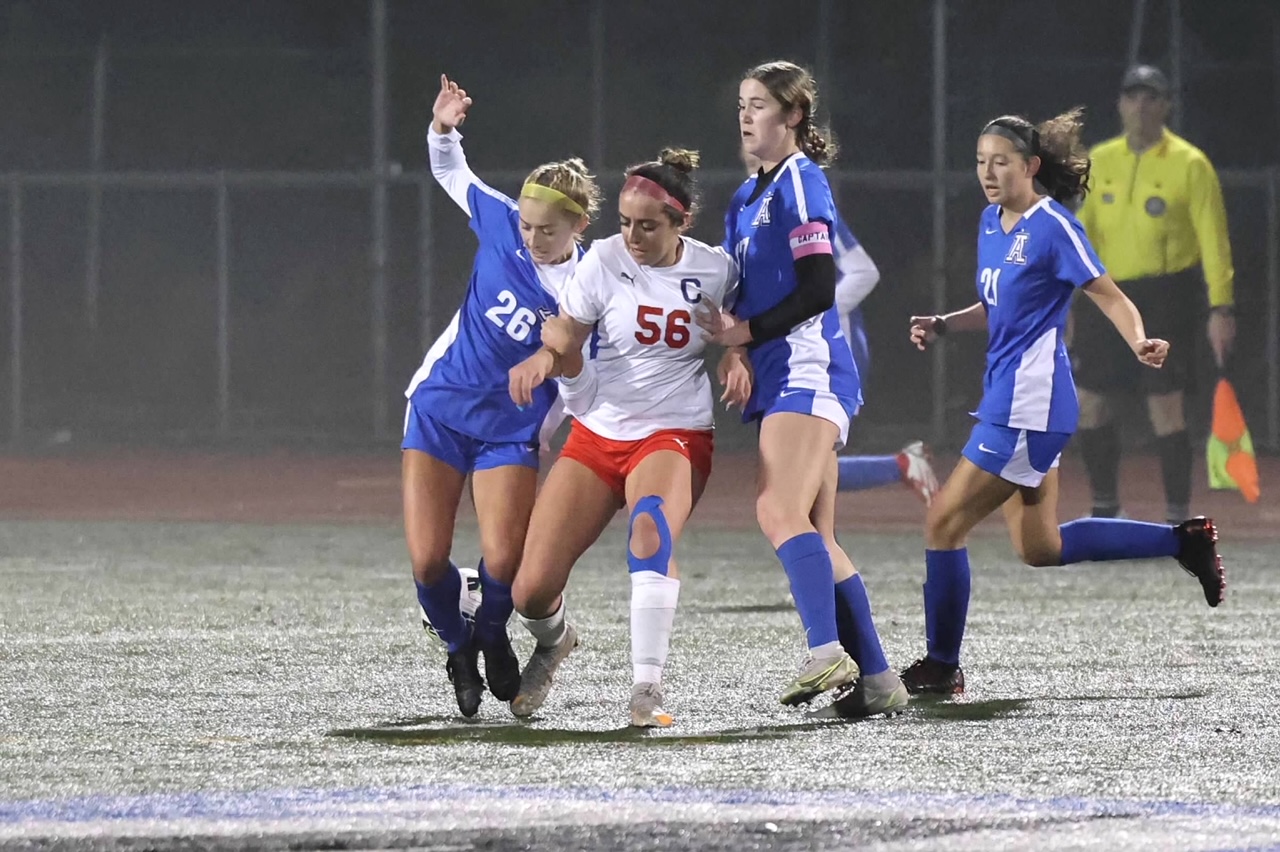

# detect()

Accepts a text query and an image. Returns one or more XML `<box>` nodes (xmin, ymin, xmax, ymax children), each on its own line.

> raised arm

<box><xmin>428</xmin><ymin>74</ymin><xmax>482</xmax><ymax>215</ymax></box>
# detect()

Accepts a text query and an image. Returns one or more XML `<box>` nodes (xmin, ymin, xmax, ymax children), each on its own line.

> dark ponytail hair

<box><xmin>981</xmin><ymin>108</ymin><xmax>1091</xmax><ymax>204</ymax></box>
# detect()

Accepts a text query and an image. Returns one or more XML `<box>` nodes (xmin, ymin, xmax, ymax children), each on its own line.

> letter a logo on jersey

<box><xmin>1005</xmin><ymin>233</ymin><xmax>1030</xmax><ymax>265</ymax></box>
<box><xmin>751</xmin><ymin>196</ymin><xmax>772</xmax><ymax>227</ymax></box>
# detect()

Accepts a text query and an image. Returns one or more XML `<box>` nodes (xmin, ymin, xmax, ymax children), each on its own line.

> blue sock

<box><xmin>924</xmin><ymin>548</ymin><xmax>970</xmax><ymax>667</ymax></box>
<box><xmin>415</xmin><ymin>563</ymin><xmax>468</xmax><ymax>653</ymax></box>
<box><xmin>473</xmin><ymin>560</ymin><xmax>514</xmax><ymax>647</ymax></box>
<box><xmin>1059</xmin><ymin>518</ymin><xmax>1180</xmax><ymax>564</ymax></box>
<box><xmin>837</xmin><ymin>455</ymin><xmax>902</xmax><ymax>491</ymax></box>
<box><xmin>834</xmin><ymin>575</ymin><xmax>890</xmax><ymax>676</ymax></box>
<box><xmin>776</xmin><ymin>532</ymin><xmax>839</xmax><ymax>649</ymax></box>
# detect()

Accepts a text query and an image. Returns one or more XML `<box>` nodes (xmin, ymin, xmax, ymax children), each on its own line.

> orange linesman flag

<box><xmin>1206</xmin><ymin>376</ymin><xmax>1260</xmax><ymax>503</ymax></box>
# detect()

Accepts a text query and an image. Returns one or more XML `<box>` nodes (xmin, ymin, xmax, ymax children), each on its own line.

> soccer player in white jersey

<box><xmin>402</xmin><ymin>75</ymin><xmax>601</xmax><ymax>717</ymax></box>
<box><xmin>698</xmin><ymin>61</ymin><xmax>908</xmax><ymax>717</ymax></box>
<box><xmin>505</xmin><ymin>148</ymin><xmax>745</xmax><ymax>727</ymax></box>
<box><xmin>740</xmin><ymin>149</ymin><xmax>938</xmax><ymax>506</ymax></box>
<box><xmin>901</xmin><ymin>110</ymin><xmax>1225</xmax><ymax>695</ymax></box>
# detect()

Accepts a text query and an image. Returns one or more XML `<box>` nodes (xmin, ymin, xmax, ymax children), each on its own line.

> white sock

<box><xmin>520</xmin><ymin>599</ymin><xmax>567</xmax><ymax>649</ymax></box>
<box><xmin>631</xmin><ymin>571</ymin><xmax>680</xmax><ymax>685</ymax></box>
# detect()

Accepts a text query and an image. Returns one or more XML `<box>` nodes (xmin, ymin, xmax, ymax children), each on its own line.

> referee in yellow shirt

<box><xmin>1073</xmin><ymin>65</ymin><xmax>1236</xmax><ymax>523</ymax></box>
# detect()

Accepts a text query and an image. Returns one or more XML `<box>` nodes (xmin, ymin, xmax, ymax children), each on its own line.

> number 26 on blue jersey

<box><xmin>484</xmin><ymin>289</ymin><xmax>538</xmax><ymax>341</ymax></box>
<box><xmin>980</xmin><ymin>268</ymin><xmax>1000</xmax><ymax>307</ymax></box>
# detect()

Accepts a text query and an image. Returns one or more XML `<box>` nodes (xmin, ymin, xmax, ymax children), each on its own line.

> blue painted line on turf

<box><xmin>3</xmin><ymin>784</ymin><xmax>1280</xmax><ymax>826</ymax></box>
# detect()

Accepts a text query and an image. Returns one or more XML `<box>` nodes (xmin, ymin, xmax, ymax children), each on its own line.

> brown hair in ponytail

<box><xmin>744</xmin><ymin>60</ymin><xmax>838</xmax><ymax>168</ymax></box>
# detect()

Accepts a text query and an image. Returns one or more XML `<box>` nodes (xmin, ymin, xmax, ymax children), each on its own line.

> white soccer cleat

<box><xmin>897</xmin><ymin>441</ymin><xmax>939</xmax><ymax>507</ymax></box>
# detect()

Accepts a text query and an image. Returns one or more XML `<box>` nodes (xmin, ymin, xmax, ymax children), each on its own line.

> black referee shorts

<box><xmin>1070</xmin><ymin>268</ymin><xmax>1202</xmax><ymax>397</ymax></box>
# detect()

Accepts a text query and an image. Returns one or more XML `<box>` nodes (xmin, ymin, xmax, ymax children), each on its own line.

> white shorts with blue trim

<box><xmin>756</xmin><ymin>387</ymin><xmax>858</xmax><ymax>450</ymax></box>
<box><xmin>962</xmin><ymin>421</ymin><xmax>1070</xmax><ymax>488</ymax></box>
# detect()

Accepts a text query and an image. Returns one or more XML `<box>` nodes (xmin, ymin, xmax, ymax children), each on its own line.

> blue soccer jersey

<box><xmin>724</xmin><ymin>154</ymin><xmax>861</xmax><ymax>421</ymax></box>
<box><xmin>974</xmin><ymin>197</ymin><xmax>1105</xmax><ymax>433</ymax></box>
<box><xmin>405</xmin><ymin>139</ymin><xmax>579</xmax><ymax>445</ymax></box>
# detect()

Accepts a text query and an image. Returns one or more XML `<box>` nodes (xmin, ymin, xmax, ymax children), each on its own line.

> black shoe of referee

<box><xmin>1174</xmin><ymin>516</ymin><xmax>1226</xmax><ymax>607</ymax></box>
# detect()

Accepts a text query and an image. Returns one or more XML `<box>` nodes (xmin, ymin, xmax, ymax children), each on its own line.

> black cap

<box><xmin>1120</xmin><ymin>64</ymin><xmax>1170</xmax><ymax>98</ymax></box>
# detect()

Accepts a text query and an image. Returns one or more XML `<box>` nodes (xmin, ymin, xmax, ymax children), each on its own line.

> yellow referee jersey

<box><xmin>1078</xmin><ymin>128</ymin><xmax>1234</xmax><ymax>307</ymax></box>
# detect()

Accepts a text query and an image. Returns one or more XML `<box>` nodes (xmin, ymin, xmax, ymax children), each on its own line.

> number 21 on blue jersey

<box><xmin>980</xmin><ymin>268</ymin><xmax>1000</xmax><ymax>307</ymax></box>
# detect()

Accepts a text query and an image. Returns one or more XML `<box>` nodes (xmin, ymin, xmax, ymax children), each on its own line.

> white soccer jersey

<box><xmin>558</xmin><ymin>234</ymin><xmax>738</xmax><ymax>440</ymax></box>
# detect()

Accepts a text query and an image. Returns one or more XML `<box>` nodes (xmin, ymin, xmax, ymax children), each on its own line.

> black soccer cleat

<box><xmin>479</xmin><ymin>633</ymin><xmax>522</xmax><ymax>702</ymax></box>
<box><xmin>445</xmin><ymin>643</ymin><xmax>485</xmax><ymax>717</ymax></box>
<box><xmin>900</xmin><ymin>657</ymin><xmax>965</xmax><ymax>695</ymax></box>
<box><xmin>1174</xmin><ymin>516</ymin><xmax>1226</xmax><ymax>607</ymax></box>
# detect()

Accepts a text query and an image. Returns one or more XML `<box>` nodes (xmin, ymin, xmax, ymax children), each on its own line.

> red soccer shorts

<box><xmin>560</xmin><ymin>420</ymin><xmax>713</xmax><ymax>497</ymax></box>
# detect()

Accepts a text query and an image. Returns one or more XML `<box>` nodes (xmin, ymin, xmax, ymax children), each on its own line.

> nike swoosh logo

<box><xmin>977</xmin><ymin>443</ymin><xmax>999</xmax><ymax>454</ymax></box>
<box><xmin>779</xmin><ymin>389</ymin><xmax>802</xmax><ymax>398</ymax></box>
<box><xmin>985</xmin><ymin>228</ymin><xmax>999</xmax><ymax>235</ymax></box>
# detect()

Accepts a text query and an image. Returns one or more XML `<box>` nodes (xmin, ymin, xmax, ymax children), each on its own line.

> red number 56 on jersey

<box><xmin>635</xmin><ymin>306</ymin><xmax>692</xmax><ymax>349</ymax></box>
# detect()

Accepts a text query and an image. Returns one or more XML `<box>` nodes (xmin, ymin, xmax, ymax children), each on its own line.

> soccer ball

<box><xmin>420</xmin><ymin>566</ymin><xmax>483</xmax><ymax>646</ymax></box>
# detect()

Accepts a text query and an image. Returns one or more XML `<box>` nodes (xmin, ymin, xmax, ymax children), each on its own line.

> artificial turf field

<box><xmin>1</xmin><ymin>451</ymin><xmax>1277</xmax><ymax>851</ymax></box>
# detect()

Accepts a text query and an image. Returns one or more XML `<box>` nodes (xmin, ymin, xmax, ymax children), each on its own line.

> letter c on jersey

<box><xmin>680</xmin><ymin>277</ymin><xmax>703</xmax><ymax>305</ymax></box>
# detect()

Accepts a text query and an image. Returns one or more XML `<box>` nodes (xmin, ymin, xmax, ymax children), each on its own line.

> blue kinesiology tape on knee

<box><xmin>628</xmin><ymin>495</ymin><xmax>673</xmax><ymax>576</ymax></box>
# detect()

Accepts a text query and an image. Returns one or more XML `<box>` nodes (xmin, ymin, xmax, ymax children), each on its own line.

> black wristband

<box><xmin>934</xmin><ymin>315</ymin><xmax>948</xmax><ymax>336</ymax></box>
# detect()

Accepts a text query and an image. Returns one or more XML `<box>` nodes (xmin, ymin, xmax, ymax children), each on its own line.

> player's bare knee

<box><xmin>1077</xmin><ymin>389</ymin><xmax>1110</xmax><ymax>430</ymax></box>
<box><xmin>755</xmin><ymin>490</ymin><xmax>800</xmax><ymax>546</ymax></box>
<box><xmin>479</xmin><ymin>539</ymin><xmax>522</xmax><ymax>584</ymax></box>
<box><xmin>482</xmin><ymin>553</ymin><xmax>520</xmax><ymax>585</ymax></box>
<box><xmin>924</xmin><ymin>504</ymin><xmax>965</xmax><ymax>550</ymax></box>
<box><xmin>629</xmin><ymin>496</ymin><xmax>673</xmax><ymax>575</ymax></box>
<box><xmin>511</xmin><ymin>571</ymin><xmax>556</xmax><ymax>620</ymax></box>
<box><xmin>1147</xmin><ymin>392</ymin><xmax>1185</xmax><ymax>436</ymax></box>
<box><xmin>409</xmin><ymin>551</ymin><xmax>452</xmax><ymax>585</ymax></box>
<box><xmin>629</xmin><ymin>513</ymin><xmax>661</xmax><ymax>561</ymax></box>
